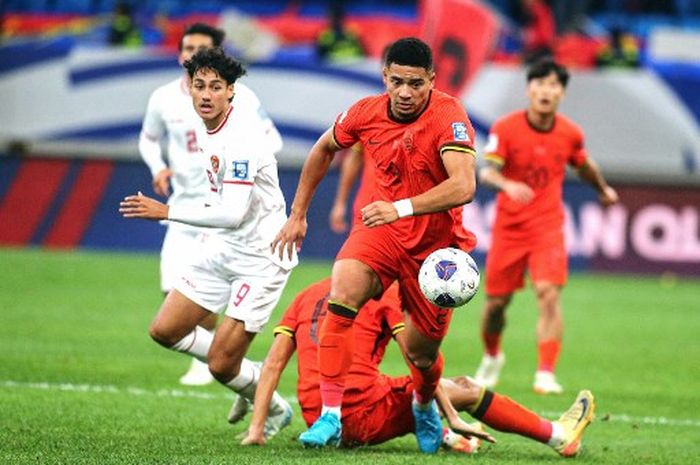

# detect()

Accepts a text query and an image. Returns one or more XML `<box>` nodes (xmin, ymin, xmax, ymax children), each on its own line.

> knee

<box><xmin>485</xmin><ymin>296</ymin><xmax>510</xmax><ymax>315</ymax></box>
<box><xmin>535</xmin><ymin>285</ymin><xmax>560</xmax><ymax>312</ymax></box>
<box><xmin>406</xmin><ymin>349</ymin><xmax>437</xmax><ymax>371</ymax></box>
<box><xmin>149</xmin><ymin>322</ymin><xmax>176</xmax><ymax>347</ymax></box>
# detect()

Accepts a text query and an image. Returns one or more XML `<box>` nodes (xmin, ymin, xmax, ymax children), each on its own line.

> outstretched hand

<box><xmin>271</xmin><ymin>214</ymin><xmax>307</xmax><ymax>261</ymax></box>
<box><xmin>240</xmin><ymin>430</ymin><xmax>266</xmax><ymax>446</ymax></box>
<box><xmin>599</xmin><ymin>185</ymin><xmax>619</xmax><ymax>207</ymax></box>
<box><xmin>119</xmin><ymin>192</ymin><xmax>169</xmax><ymax>221</ymax></box>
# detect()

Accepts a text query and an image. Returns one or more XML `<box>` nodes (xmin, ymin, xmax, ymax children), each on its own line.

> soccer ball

<box><xmin>418</xmin><ymin>247</ymin><xmax>480</xmax><ymax>308</ymax></box>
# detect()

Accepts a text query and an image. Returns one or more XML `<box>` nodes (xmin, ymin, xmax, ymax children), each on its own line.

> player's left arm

<box><xmin>361</xmin><ymin>150</ymin><xmax>476</xmax><ymax>228</ymax></box>
<box><xmin>241</xmin><ymin>333</ymin><xmax>296</xmax><ymax>446</ymax></box>
<box><xmin>576</xmin><ymin>158</ymin><xmax>619</xmax><ymax>206</ymax></box>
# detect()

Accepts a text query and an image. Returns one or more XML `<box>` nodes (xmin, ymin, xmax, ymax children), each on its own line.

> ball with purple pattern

<box><xmin>419</xmin><ymin>247</ymin><xmax>480</xmax><ymax>308</ymax></box>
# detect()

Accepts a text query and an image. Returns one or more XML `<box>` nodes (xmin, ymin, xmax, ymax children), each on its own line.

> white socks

<box><xmin>321</xmin><ymin>406</ymin><xmax>341</xmax><ymax>418</ymax></box>
<box><xmin>225</xmin><ymin>358</ymin><xmax>260</xmax><ymax>400</ymax></box>
<box><xmin>547</xmin><ymin>421</ymin><xmax>566</xmax><ymax>447</ymax></box>
<box><xmin>171</xmin><ymin>330</ymin><xmax>283</xmax><ymax>413</ymax></box>
<box><xmin>170</xmin><ymin>326</ymin><xmax>213</xmax><ymax>362</ymax></box>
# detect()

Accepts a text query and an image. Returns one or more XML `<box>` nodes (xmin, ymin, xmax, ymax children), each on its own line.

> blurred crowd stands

<box><xmin>1</xmin><ymin>0</ymin><xmax>700</xmax><ymax>69</ymax></box>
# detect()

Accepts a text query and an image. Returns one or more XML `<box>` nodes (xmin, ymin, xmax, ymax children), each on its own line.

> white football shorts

<box><xmin>174</xmin><ymin>234</ymin><xmax>291</xmax><ymax>333</ymax></box>
<box><xmin>160</xmin><ymin>222</ymin><xmax>204</xmax><ymax>293</ymax></box>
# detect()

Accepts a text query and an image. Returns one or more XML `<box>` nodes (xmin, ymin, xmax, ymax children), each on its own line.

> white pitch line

<box><xmin>3</xmin><ymin>380</ymin><xmax>700</xmax><ymax>428</ymax></box>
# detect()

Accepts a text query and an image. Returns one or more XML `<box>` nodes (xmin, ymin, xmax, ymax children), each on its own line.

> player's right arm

<box><xmin>329</xmin><ymin>143</ymin><xmax>363</xmax><ymax>233</ymax></box>
<box><xmin>138</xmin><ymin>91</ymin><xmax>170</xmax><ymax>197</ymax></box>
<box><xmin>241</xmin><ymin>331</ymin><xmax>296</xmax><ymax>445</ymax></box>
<box><xmin>271</xmin><ymin>127</ymin><xmax>342</xmax><ymax>260</ymax></box>
<box><xmin>479</xmin><ymin>129</ymin><xmax>534</xmax><ymax>204</ymax></box>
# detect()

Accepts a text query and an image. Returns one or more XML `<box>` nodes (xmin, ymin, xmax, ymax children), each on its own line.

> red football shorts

<box><xmin>485</xmin><ymin>228</ymin><xmax>568</xmax><ymax>296</ymax></box>
<box><xmin>337</xmin><ymin>225</ymin><xmax>452</xmax><ymax>340</ymax></box>
<box><xmin>341</xmin><ymin>375</ymin><xmax>415</xmax><ymax>446</ymax></box>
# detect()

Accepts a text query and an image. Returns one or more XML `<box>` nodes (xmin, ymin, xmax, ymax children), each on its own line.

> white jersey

<box><xmin>139</xmin><ymin>76</ymin><xmax>282</xmax><ymax>209</ymax></box>
<box><xmin>195</xmin><ymin>105</ymin><xmax>297</xmax><ymax>270</ymax></box>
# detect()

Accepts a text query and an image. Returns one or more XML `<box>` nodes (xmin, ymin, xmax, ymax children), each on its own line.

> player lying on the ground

<box><xmin>239</xmin><ymin>278</ymin><xmax>595</xmax><ymax>456</ymax></box>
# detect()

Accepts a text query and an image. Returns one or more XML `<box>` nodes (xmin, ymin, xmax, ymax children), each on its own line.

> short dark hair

<box><xmin>184</xmin><ymin>47</ymin><xmax>246</xmax><ymax>86</ymax></box>
<box><xmin>384</xmin><ymin>37</ymin><xmax>433</xmax><ymax>71</ymax></box>
<box><xmin>179</xmin><ymin>23</ymin><xmax>225</xmax><ymax>51</ymax></box>
<box><xmin>527</xmin><ymin>59</ymin><xmax>570</xmax><ymax>87</ymax></box>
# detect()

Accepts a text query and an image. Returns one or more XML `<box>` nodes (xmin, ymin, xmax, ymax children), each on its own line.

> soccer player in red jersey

<box><xmin>241</xmin><ymin>278</ymin><xmax>595</xmax><ymax>457</ymax></box>
<box><xmin>272</xmin><ymin>37</ymin><xmax>477</xmax><ymax>452</ymax></box>
<box><xmin>474</xmin><ymin>59</ymin><xmax>618</xmax><ymax>395</ymax></box>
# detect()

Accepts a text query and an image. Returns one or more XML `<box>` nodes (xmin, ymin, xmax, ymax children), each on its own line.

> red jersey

<box><xmin>334</xmin><ymin>90</ymin><xmax>476</xmax><ymax>259</ymax></box>
<box><xmin>351</xmin><ymin>146</ymin><xmax>476</xmax><ymax>252</ymax></box>
<box><xmin>273</xmin><ymin>279</ymin><xmax>404</xmax><ymax>421</ymax></box>
<box><xmin>484</xmin><ymin>110</ymin><xmax>587</xmax><ymax>237</ymax></box>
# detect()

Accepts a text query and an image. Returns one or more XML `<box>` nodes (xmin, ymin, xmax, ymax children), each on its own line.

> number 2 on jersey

<box><xmin>186</xmin><ymin>130</ymin><xmax>198</xmax><ymax>153</ymax></box>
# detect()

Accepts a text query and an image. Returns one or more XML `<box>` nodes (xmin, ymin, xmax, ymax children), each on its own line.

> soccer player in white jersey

<box><xmin>122</xmin><ymin>47</ymin><xmax>296</xmax><ymax>439</ymax></box>
<box><xmin>139</xmin><ymin>23</ymin><xmax>282</xmax><ymax>386</ymax></box>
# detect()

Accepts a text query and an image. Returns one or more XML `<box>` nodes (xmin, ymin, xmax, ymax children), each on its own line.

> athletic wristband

<box><xmin>393</xmin><ymin>199</ymin><xmax>414</xmax><ymax>218</ymax></box>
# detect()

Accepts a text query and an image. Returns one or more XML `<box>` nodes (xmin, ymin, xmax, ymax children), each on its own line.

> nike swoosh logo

<box><xmin>577</xmin><ymin>398</ymin><xmax>589</xmax><ymax>424</ymax></box>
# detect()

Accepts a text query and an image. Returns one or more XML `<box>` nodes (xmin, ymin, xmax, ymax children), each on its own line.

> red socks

<box><xmin>318</xmin><ymin>303</ymin><xmax>356</xmax><ymax>408</ymax></box>
<box><xmin>483</xmin><ymin>332</ymin><xmax>502</xmax><ymax>356</ymax></box>
<box><xmin>410</xmin><ymin>352</ymin><xmax>444</xmax><ymax>405</ymax></box>
<box><xmin>472</xmin><ymin>390</ymin><xmax>553</xmax><ymax>443</ymax></box>
<box><xmin>537</xmin><ymin>339</ymin><xmax>561</xmax><ymax>373</ymax></box>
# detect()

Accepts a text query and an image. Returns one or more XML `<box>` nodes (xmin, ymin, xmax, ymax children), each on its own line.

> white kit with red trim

<box><xmin>193</xmin><ymin>100</ymin><xmax>297</xmax><ymax>270</ymax></box>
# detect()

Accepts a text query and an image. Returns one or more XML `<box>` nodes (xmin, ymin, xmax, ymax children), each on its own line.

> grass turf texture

<box><xmin>1</xmin><ymin>248</ymin><xmax>699</xmax><ymax>464</ymax></box>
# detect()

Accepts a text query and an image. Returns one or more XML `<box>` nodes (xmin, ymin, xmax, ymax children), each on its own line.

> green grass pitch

<box><xmin>1</xmin><ymin>248</ymin><xmax>699</xmax><ymax>464</ymax></box>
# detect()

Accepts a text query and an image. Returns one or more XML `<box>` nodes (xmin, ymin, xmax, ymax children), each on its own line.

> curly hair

<box><xmin>184</xmin><ymin>47</ymin><xmax>246</xmax><ymax>86</ymax></box>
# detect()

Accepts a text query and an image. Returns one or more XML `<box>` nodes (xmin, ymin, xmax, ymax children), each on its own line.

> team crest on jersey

<box><xmin>233</xmin><ymin>160</ymin><xmax>249</xmax><ymax>179</ymax></box>
<box><xmin>403</xmin><ymin>130</ymin><xmax>414</xmax><ymax>152</ymax></box>
<box><xmin>210</xmin><ymin>155</ymin><xmax>220</xmax><ymax>173</ymax></box>
<box><xmin>452</xmin><ymin>122</ymin><xmax>470</xmax><ymax>142</ymax></box>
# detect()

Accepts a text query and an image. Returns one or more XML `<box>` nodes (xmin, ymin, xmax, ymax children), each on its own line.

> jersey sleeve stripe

<box><xmin>273</xmin><ymin>326</ymin><xmax>294</xmax><ymax>338</ymax></box>
<box><xmin>391</xmin><ymin>322</ymin><xmax>406</xmax><ymax>336</ymax></box>
<box><xmin>223</xmin><ymin>180</ymin><xmax>254</xmax><ymax>186</ymax></box>
<box><xmin>440</xmin><ymin>144</ymin><xmax>476</xmax><ymax>157</ymax></box>
<box><xmin>332</xmin><ymin>124</ymin><xmax>352</xmax><ymax>149</ymax></box>
<box><xmin>484</xmin><ymin>153</ymin><xmax>505</xmax><ymax>165</ymax></box>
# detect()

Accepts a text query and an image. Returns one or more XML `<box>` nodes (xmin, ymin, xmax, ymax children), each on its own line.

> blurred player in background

<box><xmin>474</xmin><ymin>59</ymin><xmax>618</xmax><ymax>394</ymax></box>
<box><xmin>272</xmin><ymin>37</ymin><xmax>477</xmax><ymax>453</ymax></box>
<box><xmin>139</xmin><ymin>23</ymin><xmax>282</xmax><ymax>386</ymax></box>
<box><xmin>122</xmin><ymin>47</ymin><xmax>295</xmax><ymax>438</ymax></box>
<box><xmin>241</xmin><ymin>278</ymin><xmax>595</xmax><ymax>458</ymax></box>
